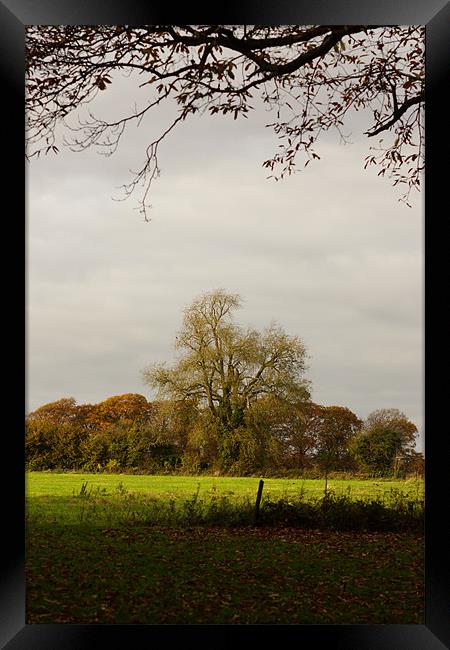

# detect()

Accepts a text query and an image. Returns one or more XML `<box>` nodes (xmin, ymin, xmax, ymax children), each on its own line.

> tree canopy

<box><xmin>26</xmin><ymin>25</ymin><xmax>424</xmax><ymax>218</ymax></box>
<box><xmin>306</xmin><ymin>404</ymin><xmax>363</xmax><ymax>475</ymax></box>
<box><xmin>143</xmin><ymin>289</ymin><xmax>310</xmax><ymax>469</ymax></box>
<box><xmin>351</xmin><ymin>408</ymin><xmax>418</xmax><ymax>474</ymax></box>
<box><xmin>26</xmin><ymin>391</ymin><xmax>422</xmax><ymax>476</ymax></box>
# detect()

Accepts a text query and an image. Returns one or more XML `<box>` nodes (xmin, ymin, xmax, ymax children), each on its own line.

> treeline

<box><xmin>25</xmin><ymin>393</ymin><xmax>424</xmax><ymax>477</ymax></box>
<box><xmin>26</xmin><ymin>290</ymin><xmax>424</xmax><ymax>478</ymax></box>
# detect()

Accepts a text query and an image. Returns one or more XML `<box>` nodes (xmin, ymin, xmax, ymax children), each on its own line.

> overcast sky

<box><xmin>26</xmin><ymin>73</ymin><xmax>424</xmax><ymax>451</ymax></box>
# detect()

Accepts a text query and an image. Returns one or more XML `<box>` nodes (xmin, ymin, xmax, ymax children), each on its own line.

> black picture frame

<box><xmin>3</xmin><ymin>1</ymin><xmax>449</xmax><ymax>647</ymax></box>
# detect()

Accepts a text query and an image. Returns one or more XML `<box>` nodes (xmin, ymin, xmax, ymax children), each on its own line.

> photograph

<box><xmin>24</xmin><ymin>24</ymin><xmax>425</xmax><ymax>627</ymax></box>
<box><xmin>0</xmin><ymin>6</ymin><xmax>446</xmax><ymax>647</ymax></box>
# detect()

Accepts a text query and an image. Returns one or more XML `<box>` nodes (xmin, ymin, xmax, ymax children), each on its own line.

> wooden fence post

<box><xmin>254</xmin><ymin>479</ymin><xmax>264</xmax><ymax>524</ymax></box>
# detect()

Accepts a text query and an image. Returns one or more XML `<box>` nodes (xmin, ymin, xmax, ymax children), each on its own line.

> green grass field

<box><xmin>26</xmin><ymin>472</ymin><xmax>424</xmax><ymax>624</ymax></box>
<box><xmin>26</xmin><ymin>471</ymin><xmax>424</xmax><ymax>500</ymax></box>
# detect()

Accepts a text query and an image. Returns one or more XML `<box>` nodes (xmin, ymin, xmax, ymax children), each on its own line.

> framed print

<box><xmin>2</xmin><ymin>0</ymin><xmax>449</xmax><ymax>647</ymax></box>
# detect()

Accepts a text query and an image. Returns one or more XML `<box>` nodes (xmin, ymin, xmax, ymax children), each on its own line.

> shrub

<box><xmin>258</xmin><ymin>490</ymin><xmax>423</xmax><ymax>532</ymax></box>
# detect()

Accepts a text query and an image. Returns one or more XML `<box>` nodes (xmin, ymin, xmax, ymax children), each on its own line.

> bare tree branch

<box><xmin>26</xmin><ymin>25</ymin><xmax>425</xmax><ymax>218</ymax></box>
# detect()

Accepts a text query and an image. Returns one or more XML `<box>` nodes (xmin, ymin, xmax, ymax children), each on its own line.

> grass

<box><xmin>26</xmin><ymin>471</ymin><xmax>424</xmax><ymax>530</ymax></box>
<box><xmin>26</xmin><ymin>470</ymin><xmax>424</xmax><ymax>500</ymax></box>
<box><xmin>26</xmin><ymin>485</ymin><xmax>424</xmax><ymax>532</ymax></box>
<box><xmin>26</xmin><ymin>522</ymin><xmax>423</xmax><ymax>624</ymax></box>
<box><xmin>25</xmin><ymin>471</ymin><xmax>424</xmax><ymax>624</ymax></box>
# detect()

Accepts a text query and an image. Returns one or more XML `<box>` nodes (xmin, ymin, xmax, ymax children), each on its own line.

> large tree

<box><xmin>26</xmin><ymin>25</ymin><xmax>424</xmax><ymax>218</ymax></box>
<box><xmin>143</xmin><ymin>289</ymin><xmax>310</xmax><ymax>468</ymax></box>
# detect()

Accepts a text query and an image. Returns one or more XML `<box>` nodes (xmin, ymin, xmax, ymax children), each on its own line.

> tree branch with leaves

<box><xmin>26</xmin><ymin>24</ymin><xmax>424</xmax><ymax>219</ymax></box>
